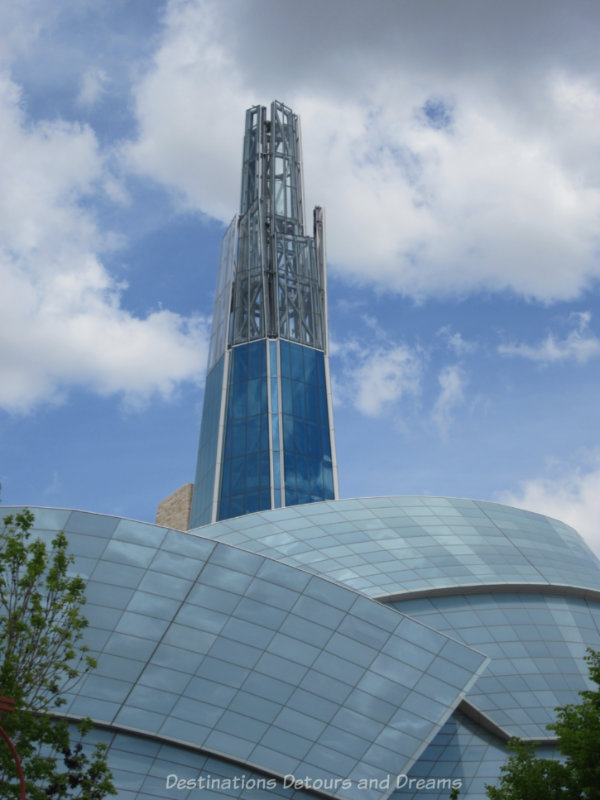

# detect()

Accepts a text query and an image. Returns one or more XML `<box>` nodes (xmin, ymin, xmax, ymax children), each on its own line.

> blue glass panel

<box><xmin>318</xmin><ymin>388</ymin><xmax>329</xmax><ymax>423</ymax></box>
<box><xmin>229</xmin><ymin>420</ymin><xmax>246</xmax><ymax>454</ymax></box>
<box><xmin>291</xmin><ymin>344</ymin><xmax>304</xmax><ymax>382</ymax></box>
<box><xmin>257</xmin><ymin>491</ymin><xmax>270</xmax><ymax>509</ymax></box>
<box><xmin>229</xmin><ymin>496</ymin><xmax>244</xmax><ymax>517</ymax></box>
<box><xmin>28</xmin><ymin>508</ymin><xmax>71</xmax><ymax>530</ymax></box>
<box><xmin>232</xmin><ymin>345</ymin><xmax>248</xmax><ymax>382</ymax></box>
<box><xmin>230</xmin><ymin>457</ymin><xmax>244</xmax><ymax>494</ymax></box>
<box><xmin>320</xmin><ymin>425</ymin><xmax>332</xmax><ymax>458</ymax></box>
<box><xmin>316</xmin><ymin>354</ymin><xmax>326</xmax><ymax>386</ymax></box>
<box><xmin>281</xmin><ymin>378</ymin><xmax>293</xmax><ymax>414</ymax></box>
<box><xmin>261</xmin><ymin>378</ymin><xmax>268</xmax><ymax>408</ymax></box>
<box><xmin>323</xmin><ymin>463</ymin><xmax>334</xmax><ymax>498</ymax></box>
<box><xmin>232</xmin><ymin>380</ymin><xmax>247</xmax><ymax>419</ymax></box>
<box><xmin>218</xmin><ymin>497</ymin><xmax>229</xmax><ymax>520</ymax></box>
<box><xmin>292</xmin><ymin>382</ymin><xmax>306</xmax><ymax>417</ymax></box>
<box><xmin>283</xmin><ymin>413</ymin><xmax>294</xmax><ymax>444</ymax></box>
<box><xmin>260</xmin><ymin>452</ymin><xmax>270</xmax><ymax>486</ymax></box>
<box><xmin>229</xmin><ymin>690</ymin><xmax>280</xmax><ymax>723</ymax></box>
<box><xmin>242</xmin><ymin>671</ymin><xmax>295</xmax><ymax>704</ymax></box>
<box><xmin>306</xmin><ymin>384</ymin><xmax>320</xmax><ymax>420</ymax></box>
<box><xmin>308</xmin><ymin>457</ymin><xmax>321</xmax><ymax>487</ymax></box>
<box><xmin>247</xmin><ymin>339</ymin><xmax>266</xmax><ymax>377</ymax></box>
<box><xmin>260</xmin><ymin>419</ymin><xmax>269</xmax><ymax>450</ymax></box>
<box><xmin>246</xmin><ymin>455</ymin><xmax>260</xmax><ymax>492</ymax></box>
<box><xmin>220</xmin><ymin>461</ymin><xmax>231</xmax><ymax>496</ymax></box>
<box><xmin>247</xmin><ymin>379</ymin><xmax>262</xmax><ymax>415</ymax></box>
<box><xmin>304</xmin><ymin>346</ymin><xmax>318</xmax><ymax>384</ymax></box>
<box><xmin>114</xmin><ymin>519</ymin><xmax>166</xmax><ymax>548</ymax></box>
<box><xmin>66</xmin><ymin>512</ymin><xmax>118</xmax><ymax>537</ymax></box>
<box><xmin>276</xmin><ymin>344</ymin><xmax>334</xmax><ymax>506</ymax></box>
<box><xmin>280</xmin><ymin>340</ymin><xmax>291</xmax><ymax>377</ymax></box>
<box><xmin>217</xmin><ymin>340</ymin><xmax>271</xmax><ymax>522</ymax></box>
<box><xmin>294</xmin><ymin>419</ymin><xmax>307</xmax><ymax>454</ymax></box>
<box><xmin>285</xmin><ymin>453</ymin><xmax>296</xmax><ymax>491</ymax></box>
<box><xmin>210</xmin><ymin>543</ymin><xmax>262</xmax><ymax>575</ymax></box>
<box><xmin>296</xmin><ymin>456</ymin><xmax>309</xmax><ymax>492</ymax></box>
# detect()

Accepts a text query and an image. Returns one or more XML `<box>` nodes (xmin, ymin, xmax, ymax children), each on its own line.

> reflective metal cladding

<box><xmin>191</xmin><ymin>102</ymin><xmax>338</xmax><ymax>528</ymax></box>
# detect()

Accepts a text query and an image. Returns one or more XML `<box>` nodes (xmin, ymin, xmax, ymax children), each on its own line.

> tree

<box><xmin>486</xmin><ymin>649</ymin><xmax>600</xmax><ymax>800</ymax></box>
<box><xmin>0</xmin><ymin>509</ymin><xmax>115</xmax><ymax>799</ymax></box>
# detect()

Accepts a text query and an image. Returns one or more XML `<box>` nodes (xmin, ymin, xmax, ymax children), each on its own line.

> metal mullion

<box><xmin>212</xmin><ymin>349</ymin><xmax>231</xmax><ymax>522</ymax></box>
<box><xmin>295</xmin><ymin>112</ymin><xmax>305</xmax><ymax>235</ymax></box>
<box><xmin>276</xmin><ymin>340</ymin><xmax>286</xmax><ymax>507</ymax></box>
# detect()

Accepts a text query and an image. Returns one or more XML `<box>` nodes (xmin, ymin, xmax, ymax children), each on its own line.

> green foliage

<box><xmin>548</xmin><ymin>649</ymin><xmax>600</xmax><ymax>798</ymax></box>
<box><xmin>0</xmin><ymin>510</ymin><xmax>115</xmax><ymax>799</ymax></box>
<box><xmin>486</xmin><ymin>649</ymin><xmax>600</xmax><ymax>800</ymax></box>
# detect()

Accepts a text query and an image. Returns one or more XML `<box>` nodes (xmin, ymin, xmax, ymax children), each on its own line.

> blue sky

<box><xmin>1</xmin><ymin>0</ymin><xmax>600</xmax><ymax>554</ymax></box>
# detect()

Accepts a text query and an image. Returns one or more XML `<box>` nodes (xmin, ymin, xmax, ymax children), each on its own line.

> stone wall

<box><xmin>155</xmin><ymin>482</ymin><xmax>193</xmax><ymax>530</ymax></box>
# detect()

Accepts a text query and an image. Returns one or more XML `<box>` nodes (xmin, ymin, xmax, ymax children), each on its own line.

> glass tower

<box><xmin>190</xmin><ymin>101</ymin><xmax>338</xmax><ymax>527</ymax></box>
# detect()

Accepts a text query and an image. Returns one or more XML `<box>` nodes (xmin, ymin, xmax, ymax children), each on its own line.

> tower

<box><xmin>190</xmin><ymin>101</ymin><xmax>338</xmax><ymax>527</ymax></box>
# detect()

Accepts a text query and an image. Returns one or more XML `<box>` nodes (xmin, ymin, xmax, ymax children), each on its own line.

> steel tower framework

<box><xmin>190</xmin><ymin>101</ymin><xmax>338</xmax><ymax>527</ymax></box>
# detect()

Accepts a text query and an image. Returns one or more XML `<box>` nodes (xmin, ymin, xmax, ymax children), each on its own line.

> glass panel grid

<box><xmin>8</xmin><ymin>500</ymin><xmax>597</xmax><ymax>800</ymax></box>
<box><xmin>201</xmin><ymin>497</ymin><xmax>600</xmax><ymax>597</ymax></box>
<box><xmin>395</xmin><ymin>591</ymin><xmax>600</xmax><ymax>739</ymax></box>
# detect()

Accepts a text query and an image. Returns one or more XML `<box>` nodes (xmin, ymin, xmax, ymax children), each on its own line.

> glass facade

<box><xmin>280</xmin><ymin>340</ymin><xmax>335</xmax><ymax>506</ymax></box>
<box><xmin>393</xmin><ymin>709</ymin><xmax>560</xmax><ymax>800</ymax></box>
<box><xmin>218</xmin><ymin>341</ymin><xmax>270</xmax><ymax>519</ymax></box>
<box><xmin>191</xmin><ymin>102</ymin><xmax>338</xmax><ymax>526</ymax></box>
<box><xmin>392</xmin><ymin>592</ymin><xmax>600</xmax><ymax>740</ymax></box>
<box><xmin>5</xmin><ymin>500</ymin><xmax>600</xmax><ymax>798</ymax></box>
<box><xmin>5</xmin><ymin>505</ymin><xmax>492</xmax><ymax>800</ymax></box>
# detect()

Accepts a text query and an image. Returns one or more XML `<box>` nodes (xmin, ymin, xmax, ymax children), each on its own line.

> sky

<box><xmin>1</xmin><ymin>0</ymin><xmax>600</xmax><ymax>555</ymax></box>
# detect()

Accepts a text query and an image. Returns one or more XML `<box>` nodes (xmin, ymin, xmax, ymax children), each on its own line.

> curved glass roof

<box><xmin>196</xmin><ymin>496</ymin><xmax>600</xmax><ymax>597</ymax></box>
<box><xmin>3</xmin><ymin>507</ymin><xmax>486</xmax><ymax>800</ymax></box>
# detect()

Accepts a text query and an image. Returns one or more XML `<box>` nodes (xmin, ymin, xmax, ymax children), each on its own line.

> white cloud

<box><xmin>0</xmin><ymin>0</ymin><xmax>56</xmax><ymax>66</ymax></box>
<box><xmin>431</xmin><ymin>365</ymin><xmax>467</xmax><ymax>438</ymax></box>
<box><xmin>123</xmin><ymin>0</ymin><xmax>600</xmax><ymax>302</ymax></box>
<box><xmin>0</xmin><ymin>72</ymin><xmax>209</xmax><ymax>413</ymax></box>
<box><xmin>498</xmin><ymin>311</ymin><xmax>600</xmax><ymax>363</ymax></box>
<box><xmin>77</xmin><ymin>68</ymin><xmax>108</xmax><ymax>107</ymax></box>
<box><xmin>437</xmin><ymin>326</ymin><xmax>477</xmax><ymax>356</ymax></box>
<box><xmin>500</xmin><ymin>459</ymin><xmax>600</xmax><ymax>558</ymax></box>
<box><xmin>123</xmin><ymin>0</ymin><xmax>249</xmax><ymax>221</ymax></box>
<box><xmin>332</xmin><ymin>340</ymin><xmax>422</xmax><ymax>418</ymax></box>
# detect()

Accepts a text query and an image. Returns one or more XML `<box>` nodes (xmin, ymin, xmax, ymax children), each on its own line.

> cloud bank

<box><xmin>499</xmin><ymin>311</ymin><xmax>600</xmax><ymax>364</ymax></box>
<box><xmin>4</xmin><ymin>0</ymin><xmax>600</xmax><ymax>415</ymax></box>
<box><xmin>0</xmin><ymin>72</ymin><xmax>208</xmax><ymax>413</ymax></box>
<box><xmin>126</xmin><ymin>0</ymin><xmax>600</xmax><ymax>301</ymax></box>
<box><xmin>501</xmin><ymin>458</ymin><xmax>600</xmax><ymax>558</ymax></box>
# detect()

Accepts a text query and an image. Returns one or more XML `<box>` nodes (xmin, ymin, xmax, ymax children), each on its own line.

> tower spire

<box><xmin>190</xmin><ymin>101</ymin><xmax>338</xmax><ymax>527</ymax></box>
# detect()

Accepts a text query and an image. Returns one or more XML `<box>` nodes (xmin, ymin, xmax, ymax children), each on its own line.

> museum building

<box><xmin>5</xmin><ymin>102</ymin><xmax>600</xmax><ymax>800</ymax></box>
